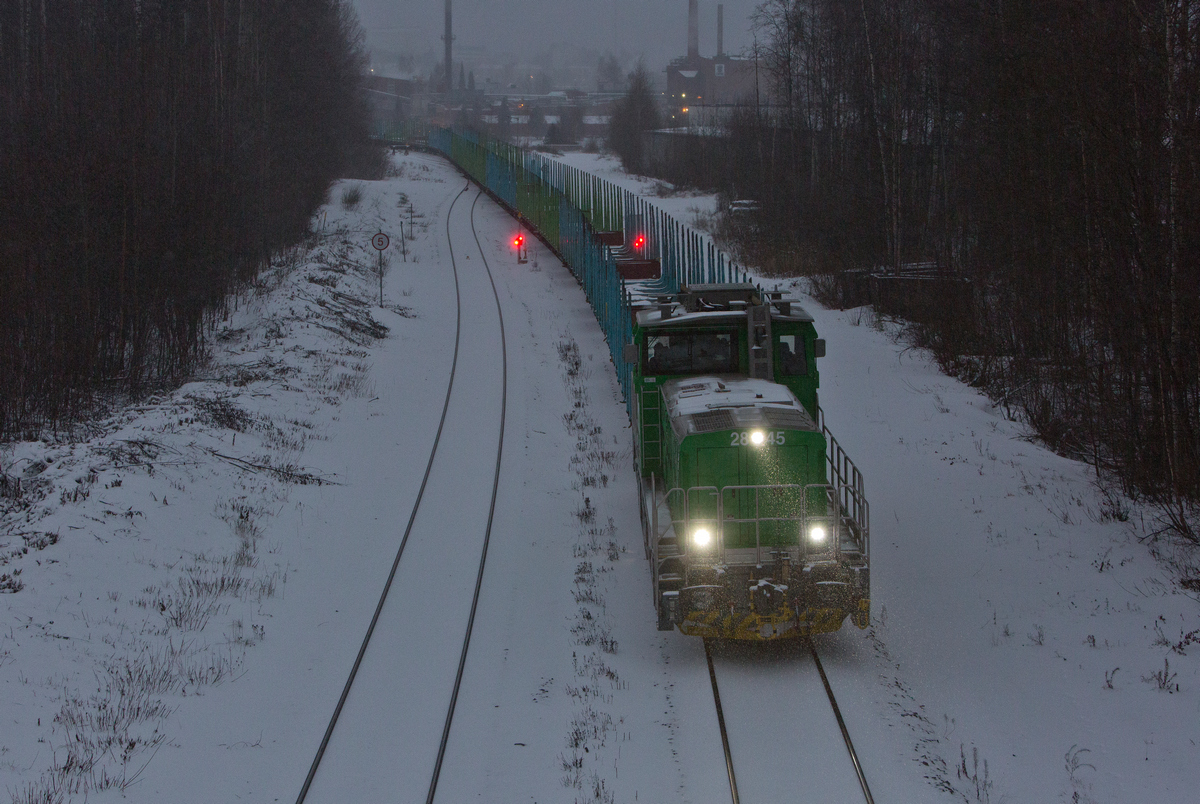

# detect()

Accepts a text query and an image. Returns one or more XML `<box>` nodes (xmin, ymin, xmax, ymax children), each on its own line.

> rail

<box><xmin>294</xmin><ymin>185</ymin><xmax>474</xmax><ymax>803</ymax></box>
<box><xmin>808</xmin><ymin>640</ymin><xmax>877</xmax><ymax>804</ymax></box>
<box><xmin>705</xmin><ymin>638</ymin><xmax>876</xmax><ymax>804</ymax></box>
<box><xmin>704</xmin><ymin>639</ymin><xmax>741</xmax><ymax>804</ymax></box>
<box><xmin>704</xmin><ymin>636</ymin><xmax>876</xmax><ymax>804</ymax></box>
<box><xmin>295</xmin><ymin>188</ymin><xmax>510</xmax><ymax>804</ymax></box>
<box><xmin>425</xmin><ymin>191</ymin><xmax>510</xmax><ymax>803</ymax></box>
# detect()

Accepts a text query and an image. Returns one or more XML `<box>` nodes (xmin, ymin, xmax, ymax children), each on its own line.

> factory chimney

<box><xmin>444</xmin><ymin>0</ymin><xmax>454</xmax><ymax>94</ymax></box>
<box><xmin>688</xmin><ymin>0</ymin><xmax>699</xmax><ymax>60</ymax></box>
<box><xmin>717</xmin><ymin>4</ymin><xmax>724</xmax><ymax>56</ymax></box>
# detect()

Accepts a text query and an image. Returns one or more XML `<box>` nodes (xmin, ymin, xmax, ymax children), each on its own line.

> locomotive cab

<box><xmin>628</xmin><ymin>284</ymin><xmax>869</xmax><ymax>641</ymax></box>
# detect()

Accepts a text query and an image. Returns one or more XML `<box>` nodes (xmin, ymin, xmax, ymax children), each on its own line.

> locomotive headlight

<box><xmin>808</xmin><ymin>525</ymin><xmax>828</xmax><ymax>545</ymax></box>
<box><xmin>691</xmin><ymin>527</ymin><xmax>713</xmax><ymax>548</ymax></box>
<box><xmin>750</xmin><ymin>430</ymin><xmax>766</xmax><ymax>446</ymax></box>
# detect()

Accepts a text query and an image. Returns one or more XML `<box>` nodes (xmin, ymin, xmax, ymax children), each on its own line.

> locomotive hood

<box><xmin>660</xmin><ymin>376</ymin><xmax>817</xmax><ymax>438</ymax></box>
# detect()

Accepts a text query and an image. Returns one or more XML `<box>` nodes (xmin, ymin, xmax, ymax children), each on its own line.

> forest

<box><xmin>0</xmin><ymin>0</ymin><xmax>378</xmax><ymax>440</ymax></box>
<box><xmin>615</xmin><ymin>0</ymin><xmax>1200</xmax><ymax>532</ymax></box>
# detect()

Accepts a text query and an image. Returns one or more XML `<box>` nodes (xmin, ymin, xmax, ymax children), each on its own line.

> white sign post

<box><xmin>372</xmin><ymin>232</ymin><xmax>390</xmax><ymax>305</ymax></box>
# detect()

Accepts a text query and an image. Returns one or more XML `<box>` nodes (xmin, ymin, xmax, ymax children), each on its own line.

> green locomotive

<box><xmin>627</xmin><ymin>284</ymin><xmax>869</xmax><ymax>640</ymax></box>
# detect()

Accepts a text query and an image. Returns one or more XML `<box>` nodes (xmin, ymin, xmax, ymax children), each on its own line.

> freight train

<box><xmin>422</xmin><ymin>126</ymin><xmax>868</xmax><ymax>642</ymax></box>
<box><xmin>627</xmin><ymin>283</ymin><xmax>869</xmax><ymax>640</ymax></box>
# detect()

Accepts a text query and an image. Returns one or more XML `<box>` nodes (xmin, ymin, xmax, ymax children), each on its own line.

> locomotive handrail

<box><xmin>657</xmin><ymin>482</ymin><xmax>860</xmax><ymax>566</ymax></box>
<box><xmin>720</xmin><ymin>483</ymin><xmax>843</xmax><ymax>565</ymax></box>
<box><xmin>817</xmin><ymin>407</ymin><xmax>870</xmax><ymax>561</ymax></box>
<box><xmin>670</xmin><ymin>485</ymin><xmax>723</xmax><ymax>561</ymax></box>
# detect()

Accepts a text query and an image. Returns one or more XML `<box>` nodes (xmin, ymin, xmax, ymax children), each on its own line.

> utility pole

<box><xmin>444</xmin><ymin>0</ymin><xmax>454</xmax><ymax>95</ymax></box>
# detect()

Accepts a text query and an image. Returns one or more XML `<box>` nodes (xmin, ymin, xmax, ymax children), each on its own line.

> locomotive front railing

<box><xmin>658</xmin><ymin>483</ymin><xmax>861</xmax><ymax>567</ymax></box>
<box><xmin>663</xmin><ymin>485</ymin><xmax>722</xmax><ymax>561</ymax></box>
<box><xmin>720</xmin><ymin>484</ymin><xmax>843</xmax><ymax>566</ymax></box>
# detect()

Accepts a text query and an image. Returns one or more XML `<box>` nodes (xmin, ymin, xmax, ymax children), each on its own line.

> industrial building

<box><xmin>665</xmin><ymin>1</ymin><xmax>757</xmax><ymax>126</ymax></box>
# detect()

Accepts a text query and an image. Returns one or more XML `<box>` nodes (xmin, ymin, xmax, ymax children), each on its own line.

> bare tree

<box><xmin>608</xmin><ymin>60</ymin><xmax>661</xmax><ymax>174</ymax></box>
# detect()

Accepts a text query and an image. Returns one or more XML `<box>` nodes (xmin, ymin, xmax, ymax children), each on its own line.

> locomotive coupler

<box><xmin>749</xmin><ymin>578</ymin><xmax>788</xmax><ymax>616</ymax></box>
<box><xmin>657</xmin><ymin>590</ymin><xmax>679</xmax><ymax>631</ymax></box>
<box><xmin>770</xmin><ymin>550</ymin><xmax>792</xmax><ymax>585</ymax></box>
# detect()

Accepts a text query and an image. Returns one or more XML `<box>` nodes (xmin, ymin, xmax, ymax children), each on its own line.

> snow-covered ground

<box><xmin>544</xmin><ymin>150</ymin><xmax>1200</xmax><ymax>802</ymax></box>
<box><xmin>2</xmin><ymin>150</ymin><xmax>1196</xmax><ymax>804</ymax></box>
<box><xmin>809</xmin><ymin>303</ymin><xmax>1200</xmax><ymax>803</ymax></box>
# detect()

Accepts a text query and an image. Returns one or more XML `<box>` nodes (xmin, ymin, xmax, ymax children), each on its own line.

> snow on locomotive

<box><xmin>626</xmin><ymin>283</ymin><xmax>869</xmax><ymax>640</ymax></box>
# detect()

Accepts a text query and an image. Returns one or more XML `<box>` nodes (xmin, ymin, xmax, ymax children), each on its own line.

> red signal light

<box><xmin>633</xmin><ymin>234</ymin><xmax>646</xmax><ymax>250</ymax></box>
<box><xmin>513</xmin><ymin>234</ymin><xmax>525</xmax><ymax>248</ymax></box>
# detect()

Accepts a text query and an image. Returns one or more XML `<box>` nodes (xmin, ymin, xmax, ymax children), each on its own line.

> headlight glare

<box><xmin>692</xmin><ymin>527</ymin><xmax>713</xmax><ymax>548</ymax></box>
<box><xmin>808</xmin><ymin>525</ymin><xmax>827</xmax><ymax>544</ymax></box>
<box><xmin>750</xmin><ymin>430</ymin><xmax>765</xmax><ymax>446</ymax></box>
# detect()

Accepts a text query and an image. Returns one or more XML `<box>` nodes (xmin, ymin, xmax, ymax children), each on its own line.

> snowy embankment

<box><xmin>0</xmin><ymin>152</ymin><xmax>721</xmax><ymax>804</ymax></box>
<box><xmin>810</xmin><ymin>304</ymin><xmax>1199</xmax><ymax>803</ymax></box>
<box><xmin>0</xmin><ymin>156</ymin><xmax>450</xmax><ymax>801</ymax></box>
<box><xmin>2</xmin><ymin>148</ymin><xmax>1196</xmax><ymax>804</ymax></box>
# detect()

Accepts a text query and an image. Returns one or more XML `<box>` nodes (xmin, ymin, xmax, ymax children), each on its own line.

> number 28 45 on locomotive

<box><xmin>623</xmin><ymin>284</ymin><xmax>869</xmax><ymax>641</ymax></box>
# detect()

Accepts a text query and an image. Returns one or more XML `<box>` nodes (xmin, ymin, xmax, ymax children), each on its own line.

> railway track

<box><xmin>295</xmin><ymin>185</ymin><xmax>509</xmax><ymax>804</ymax></box>
<box><xmin>291</xmin><ymin>161</ymin><xmax>872</xmax><ymax>803</ymax></box>
<box><xmin>426</xmin><ymin>189</ymin><xmax>510</xmax><ymax>802</ymax></box>
<box><xmin>704</xmin><ymin>638</ymin><xmax>876</xmax><ymax>804</ymax></box>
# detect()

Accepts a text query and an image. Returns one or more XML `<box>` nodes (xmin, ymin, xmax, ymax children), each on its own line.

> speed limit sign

<box><xmin>371</xmin><ymin>232</ymin><xmax>390</xmax><ymax>251</ymax></box>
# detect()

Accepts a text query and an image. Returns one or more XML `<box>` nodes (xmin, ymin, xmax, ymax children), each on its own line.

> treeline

<box><xmin>634</xmin><ymin>0</ymin><xmax>1200</xmax><ymax>524</ymax></box>
<box><xmin>0</xmin><ymin>0</ymin><xmax>378</xmax><ymax>439</ymax></box>
<box><xmin>608</xmin><ymin>61</ymin><xmax>660</xmax><ymax>172</ymax></box>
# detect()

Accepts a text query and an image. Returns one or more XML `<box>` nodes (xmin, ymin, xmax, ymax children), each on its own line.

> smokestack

<box><xmin>688</xmin><ymin>0</ymin><xmax>699</xmax><ymax>60</ymax></box>
<box><xmin>444</xmin><ymin>0</ymin><xmax>453</xmax><ymax>94</ymax></box>
<box><xmin>717</xmin><ymin>4</ymin><xmax>724</xmax><ymax>56</ymax></box>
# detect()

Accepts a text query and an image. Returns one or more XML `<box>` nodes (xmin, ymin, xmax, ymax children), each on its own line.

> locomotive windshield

<box><xmin>777</xmin><ymin>335</ymin><xmax>808</xmax><ymax>375</ymax></box>
<box><xmin>645</xmin><ymin>331</ymin><xmax>737</xmax><ymax>375</ymax></box>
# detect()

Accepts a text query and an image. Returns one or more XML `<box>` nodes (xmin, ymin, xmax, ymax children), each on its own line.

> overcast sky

<box><xmin>350</xmin><ymin>0</ymin><xmax>762</xmax><ymax>73</ymax></box>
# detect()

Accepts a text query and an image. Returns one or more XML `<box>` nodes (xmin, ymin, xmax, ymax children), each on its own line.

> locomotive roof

<box><xmin>632</xmin><ymin>283</ymin><xmax>814</xmax><ymax>328</ymax></box>
<box><xmin>660</xmin><ymin>375</ymin><xmax>818</xmax><ymax>438</ymax></box>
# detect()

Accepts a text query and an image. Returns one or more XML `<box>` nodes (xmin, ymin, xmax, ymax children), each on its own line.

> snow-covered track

<box><xmin>295</xmin><ymin>187</ymin><xmax>510</xmax><ymax>804</ymax></box>
<box><xmin>808</xmin><ymin>640</ymin><xmax>876</xmax><ymax>804</ymax></box>
<box><xmin>424</xmin><ymin>190</ymin><xmax>510</xmax><ymax>802</ymax></box>
<box><xmin>704</xmin><ymin>639</ymin><xmax>743</xmax><ymax>804</ymax></box>
<box><xmin>705</xmin><ymin>639</ymin><xmax>876</xmax><ymax>804</ymax></box>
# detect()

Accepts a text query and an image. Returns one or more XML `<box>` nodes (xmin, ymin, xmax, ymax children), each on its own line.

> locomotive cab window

<box><xmin>645</xmin><ymin>331</ymin><xmax>737</xmax><ymax>375</ymax></box>
<box><xmin>777</xmin><ymin>335</ymin><xmax>807</xmax><ymax>376</ymax></box>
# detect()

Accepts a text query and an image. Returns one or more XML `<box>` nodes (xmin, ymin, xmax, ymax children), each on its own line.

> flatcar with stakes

<box><xmin>626</xmin><ymin>283</ymin><xmax>869</xmax><ymax>640</ymax></box>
